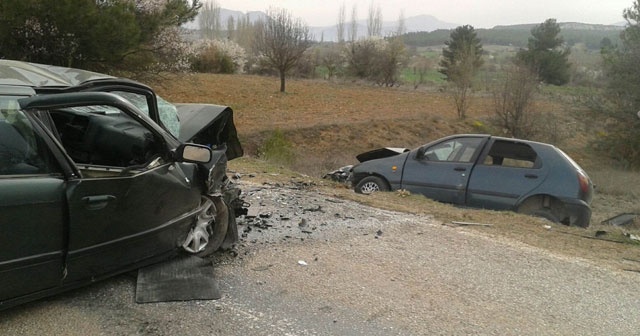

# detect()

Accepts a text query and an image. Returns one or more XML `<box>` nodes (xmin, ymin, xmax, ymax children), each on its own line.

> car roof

<box><xmin>0</xmin><ymin>59</ymin><xmax>114</xmax><ymax>88</ymax></box>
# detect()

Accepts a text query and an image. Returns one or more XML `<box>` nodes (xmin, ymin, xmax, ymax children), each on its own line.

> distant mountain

<box><xmin>184</xmin><ymin>8</ymin><xmax>266</xmax><ymax>30</ymax></box>
<box><xmin>493</xmin><ymin>22</ymin><xmax>624</xmax><ymax>31</ymax></box>
<box><xmin>188</xmin><ymin>8</ymin><xmax>621</xmax><ymax>47</ymax></box>
<box><xmin>188</xmin><ymin>8</ymin><xmax>457</xmax><ymax>41</ymax></box>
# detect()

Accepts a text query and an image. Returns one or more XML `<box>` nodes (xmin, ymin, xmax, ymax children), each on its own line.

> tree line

<box><xmin>404</xmin><ymin>26</ymin><xmax>622</xmax><ymax>50</ymax></box>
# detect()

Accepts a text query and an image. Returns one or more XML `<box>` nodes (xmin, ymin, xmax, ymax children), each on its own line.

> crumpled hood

<box><xmin>175</xmin><ymin>103</ymin><xmax>243</xmax><ymax>160</ymax></box>
<box><xmin>356</xmin><ymin>147</ymin><xmax>409</xmax><ymax>163</ymax></box>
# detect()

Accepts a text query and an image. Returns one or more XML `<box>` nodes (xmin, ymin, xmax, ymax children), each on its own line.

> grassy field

<box><xmin>151</xmin><ymin>73</ymin><xmax>640</xmax><ymax>271</ymax></box>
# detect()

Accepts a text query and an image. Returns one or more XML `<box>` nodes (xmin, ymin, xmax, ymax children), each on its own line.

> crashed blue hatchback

<box><xmin>0</xmin><ymin>60</ymin><xmax>245</xmax><ymax>310</ymax></box>
<box><xmin>350</xmin><ymin>134</ymin><xmax>594</xmax><ymax>227</ymax></box>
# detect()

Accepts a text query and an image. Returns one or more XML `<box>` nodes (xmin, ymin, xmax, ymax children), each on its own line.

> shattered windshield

<box><xmin>0</xmin><ymin>95</ymin><xmax>21</xmax><ymax>117</ymax></box>
<box><xmin>111</xmin><ymin>91</ymin><xmax>180</xmax><ymax>138</ymax></box>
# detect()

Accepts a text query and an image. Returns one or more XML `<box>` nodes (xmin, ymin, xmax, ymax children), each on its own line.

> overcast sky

<box><xmin>217</xmin><ymin>0</ymin><xmax>633</xmax><ymax>28</ymax></box>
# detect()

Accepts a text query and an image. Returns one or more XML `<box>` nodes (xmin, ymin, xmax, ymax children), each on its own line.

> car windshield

<box><xmin>110</xmin><ymin>91</ymin><xmax>180</xmax><ymax>138</ymax></box>
<box><xmin>0</xmin><ymin>95</ymin><xmax>21</xmax><ymax>116</ymax></box>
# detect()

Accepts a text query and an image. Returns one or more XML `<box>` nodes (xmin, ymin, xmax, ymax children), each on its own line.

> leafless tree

<box><xmin>321</xmin><ymin>46</ymin><xmax>343</xmax><ymax>79</ymax></box>
<box><xmin>366</xmin><ymin>1</ymin><xmax>382</xmax><ymax>37</ymax></box>
<box><xmin>336</xmin><ymin>1</ymin><xmax>346</xmax><ymax>43</ymax></box>
<box><xmin>226</xmin><ymin>16</ymin><xmax>235</xmax><ymax>40</ymax></box>
<box><xmin>349</xmin><ymin>5</ymin><xmax>358</xmax><ymax>42</ymax></box>
<box><xmin>199</xmin><ymin>0</ymin><xmax>221</xmax><ymax>40</ymax></box>
<box><xmin>492</xmin><ymin>63</ymin><xmax>540</xmax><ymax>138</ymax></box>
<box><xmin>254</xmin><ymin>7</ymin><xmax>312</xmax><ymax>92</ymax></box>
<box><xmin>396</xmin><ymin>10</ymin><xmax>406</xmax><ymax>37</ymax></box>
<box><xmin>410</xmin><ymin>56</ymin><xmax>432</xmax><ymax>89</ymax></box>
<box><xmin>235</xmin><ymin>14</ymin><xmax>256</xmax><ymax>50</ymax></box>
<box><xmin>447</xmin><ymin>45</ymin><xmax>480</xmax><ymax>119</ymax></box>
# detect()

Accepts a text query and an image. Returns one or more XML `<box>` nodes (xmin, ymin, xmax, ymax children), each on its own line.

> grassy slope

<box><xmin>152</xmin><ymin>73</ymin><xmax>640</xmax><ymax>272</ymax></box>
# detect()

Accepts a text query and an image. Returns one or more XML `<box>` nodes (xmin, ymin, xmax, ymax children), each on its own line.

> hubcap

<box><xmin>182</xmin><ymin>197</ymin><xmax>216</xmax><ymax>253</ymax></box>
<box><xmin>360</xmin><ymin>181</ymin><xmax>380</xmax><ymax>194</ymax></box>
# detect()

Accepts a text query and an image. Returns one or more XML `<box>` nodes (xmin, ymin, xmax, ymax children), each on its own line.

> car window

<box><xmin>111</xmin><ymin>91</ymin><xmax>180</xmax><ymax>138</ymax></box>
<box><xmin>46</xmin><ymin>103</ymin><xmax>163</xmax><ymax>178</ymax></box>
<box><xmin>481</xmin><ymin>140</ymin><xmax>539</xmax><ymax>168</ymax></box>
<box><xmin>424</xmin><ymin>138</ymin><xmax>482</xmax><ymax>163</ymax></box>
<box><xmin>0</xmin><ymin>99</ymin><xmax>61</xmax><ymax>176</ymax></box>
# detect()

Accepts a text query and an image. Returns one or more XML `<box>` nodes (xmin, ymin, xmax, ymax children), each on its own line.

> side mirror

<box><xmin>416</xmin><ymin>147</ymin><xmax>426</xmax><ymax>160</ymax></box>
<box><xmin>175</xmin><ymin>143</ymin><xmax>212</xmax><ymax>163</ymax></box>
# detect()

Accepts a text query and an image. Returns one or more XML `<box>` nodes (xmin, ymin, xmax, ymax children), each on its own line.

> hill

<box><xmin>404</xmin><ymin>23</ymin><xmax>623</xmax><ymax>50</ymax></box>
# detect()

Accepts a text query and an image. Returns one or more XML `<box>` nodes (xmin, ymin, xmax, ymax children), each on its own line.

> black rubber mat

<box><xmin>136</xmin><ymin>256</ymin><xmax>220</xmax><ymax>303</ymax></box>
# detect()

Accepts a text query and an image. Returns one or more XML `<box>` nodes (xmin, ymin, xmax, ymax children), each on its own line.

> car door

<box><xmin>19</xmin><ymin>92</ymin><xmax>201</xmax><ymax>283</ymax></box>
<box><xmin>466</xmin><ymin>139</ymin><xmax>549</xmax><ymax>210</ymax></box>
<box><xmin>0</xmin><ymin>102</ymin><xmax>66</xmax><ymax>301</ymax></box>
<box><xmin>401</xmin><ymin>136</ymin><xmax>485</xmax><ymax>205</ymax></box>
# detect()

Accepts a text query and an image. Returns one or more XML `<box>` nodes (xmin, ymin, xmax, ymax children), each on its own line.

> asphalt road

<box><xmin>1</xmin><ymin>182</ymin><xmax>639</xmax><ymax>335</ymax></box>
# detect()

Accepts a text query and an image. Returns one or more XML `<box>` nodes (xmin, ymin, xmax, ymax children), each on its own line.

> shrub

<box><xmin>258</xmin><ymin>130</ymin><xmax>295</xmax><ymax>165</ymax></box>
<box><xmin>190</xmin><ymin>39</ymin><xmax>246</xmax><ymax>74</ymax></box>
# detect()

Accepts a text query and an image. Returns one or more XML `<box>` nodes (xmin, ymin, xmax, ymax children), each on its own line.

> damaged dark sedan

<box><xmin>0</xmin><ymin>60</ymin><xmax>245</xmax><ymax>310</ymax></box>
<box><xmin>350</xmin><ymin>135</ymin><xmax>594</xmax><ymax>227</ymax></box>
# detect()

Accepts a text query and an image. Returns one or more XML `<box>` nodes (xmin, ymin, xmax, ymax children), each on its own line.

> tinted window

<box><xmin>0</xmin><ymin>101</ymin><xmax>61</xmax><ymax>176</ymax></box>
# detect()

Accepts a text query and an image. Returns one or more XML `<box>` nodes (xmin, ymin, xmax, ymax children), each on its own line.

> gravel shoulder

<box><xmin>1</xmin><ymin>178</ymin><xmax>639</xmax><ymax>335</ymax></box>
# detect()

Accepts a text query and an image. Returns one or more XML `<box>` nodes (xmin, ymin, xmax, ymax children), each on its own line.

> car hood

<box><xmin>175</xmin><ymin>103</ymin><xmax>243</xmax><ymax>160</ymax></box>
<box><xmin>356</xmin><ymin>147</ymin><xmax>409</xmax><ymax>163</ymax></box>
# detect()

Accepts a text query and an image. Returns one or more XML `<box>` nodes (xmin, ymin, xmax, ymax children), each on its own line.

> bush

<box><xmin>258</xmin><ymin>130</ymin><xmax>295</xmax><ymax>165</ymax></box>
<box><xmin>190</xmin><ymin>39</ymin><xmax>246</xmax><ymax>74</ymax></box>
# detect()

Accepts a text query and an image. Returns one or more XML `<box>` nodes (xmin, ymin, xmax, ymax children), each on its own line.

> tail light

<box><xmin>577</xmin><ymin>170</ymin><xmax>590</xmax><ymax>194</ymax></box>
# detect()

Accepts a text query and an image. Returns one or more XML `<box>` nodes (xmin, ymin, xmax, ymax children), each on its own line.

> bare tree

<box><xmin>349</xmin><ymin>5</ymin><xmax>358</xmax><ymax>42</ymax></box>
<box><xmin>199</xmin><ymin>0</ymin><xmax>221</xmax><ymax>40</ymax></box>
<box><xmin>254</xmin><ymin>7</ymin><xmax>312</xmax><ymax>92</ymax></box>
<box><xmin>396</xmin><ymin>10</ymin><xmax>406</xmax><ymax>37</ymax></box>
<box><xmin>366</xmin><ymin>1</ymin><xmax>382</xmax><ymax>37</ymax></box>
<box><xmin>492</xmin><ymin>63</ymin><xmax>539</xmax><ymax>138</ymax></box>
<box><xmin>410</xmin><ymin>56</ymin><xmax>432</xmax><ymax>89</ymax></box>
<box><xmin>447</xmin><ymin>45</ymin><xmax>480</xmax><ymax>119</ymax></box>
<box><xmin>336</xmin><ymin>1</ymin><xmax>346</xmax><ymax>43</ymax></box>
<box><xmin>440</xmin><ymin>25</ymin><xmax>484</xmax><ymax>119</ymax></box>
<box><xmin>321</xmin><ymin>46</ymin><xmax>343</xmax><ymax>79</ymax></box>
<box><xmin>226</xmin><ymin>16</ymin><xmax>235</xmax><ymax>40</ymax></box>
<box><xmin>236</xmin><ymin>14</ymin><xmax>256</xmax><ymax>50</ymax></box>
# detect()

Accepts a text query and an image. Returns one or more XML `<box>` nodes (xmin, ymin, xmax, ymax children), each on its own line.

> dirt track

<box><xmin>2</xmin><ymin>178</ymin><xmax>639</xmax><ymax>335</ymax></box>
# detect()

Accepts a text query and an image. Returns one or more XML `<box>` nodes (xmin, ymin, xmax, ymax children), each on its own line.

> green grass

<box><xmin>400</xmin><ymin>68</ymin><xmax>446</xmax><ymax>86</ymax></box>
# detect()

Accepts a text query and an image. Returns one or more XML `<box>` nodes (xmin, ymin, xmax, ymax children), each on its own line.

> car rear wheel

<box><xmin>527</xmin><ymin>208</ymin><xmax>560</xmax><ymax>223</ymax></box>
<box><xmin>182</xmin><ymin>196</ymin><xmax>229</xmax><ymax>256</ymax></box>
<box><xmin>355</xmin><ymin>176</ymin><xmax>389</xmax><ymax>194</ymax></box>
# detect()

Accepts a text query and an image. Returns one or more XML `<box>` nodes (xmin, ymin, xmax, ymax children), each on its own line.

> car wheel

<box><xmin>355</xmin><ymin>176</ymin><xmax>389</xmax><ymax>194</ymax></box>
<box><xmin>528</xmin><ymin>208</ymin><xmax>560</xmax><ymax>223</ymax></box>
<box><xmin>182</xmin><ymin>196</ymin><xmax>229</xmax><ymax>256</ymax></box>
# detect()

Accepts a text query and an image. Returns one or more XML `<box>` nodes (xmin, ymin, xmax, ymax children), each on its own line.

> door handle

<box><xmin>524</xmin><ymin>174</ymin><xmax>538</xmax><ymax>179</ymax></box>
<box><xmin>454</xmin><ymin>167</ymin><xmax>467</xmax><ymax>172</ymax></box>
<box><xmin>82</xmin><ymin>195</ymin><xmax>116</xmax><ymax>210</ymax></box>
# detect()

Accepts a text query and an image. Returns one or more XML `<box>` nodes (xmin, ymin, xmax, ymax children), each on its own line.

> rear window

<box><xmin>482</xmin><ymin>140</ymin><xmax>539</xmax><ymax>168</ymax></box>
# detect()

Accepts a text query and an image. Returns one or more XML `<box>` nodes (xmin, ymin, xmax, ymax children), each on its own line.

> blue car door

<box><xmin>466</xmin><ymin>139</ymin><xmax>549</xmax><ymax>210</ymax></box>
<box><xmin>401</xmin><ymin>136</ymin><xmax>485</xmax><ymax>205</ymax></box>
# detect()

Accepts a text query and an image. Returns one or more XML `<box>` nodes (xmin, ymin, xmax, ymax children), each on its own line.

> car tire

<box><xmin>197</xmin><ymin>197</ymin><xmax>230</xmax><ymax>257</ymax></box>
<box><xmin>355</xmin><ymin>176</ymin><xmax>389</xmax><ymax>194</ymax></box>
<box><xmin>528</xmin><ymin>208</ymin><xmax>560</xmax><ymax>223</ymax></box>
<box><xmin>182</xmin><ymin>196</ymin><xmax>229</xmax><ymax>256</ymax></box>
